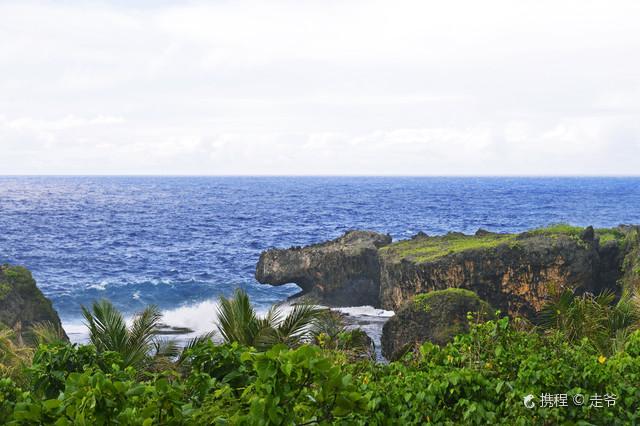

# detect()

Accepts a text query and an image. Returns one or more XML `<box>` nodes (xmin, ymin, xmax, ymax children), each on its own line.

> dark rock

<box><xmin>256</xmin><ymin>225</ymin><xmax>638</xmax><ymax>321</ymax></box>
<box><xmin>255</xmin><ymin>231</ymin><xmax>392</xmax><ymax>306</ymax></box>
<box><xmin>381</xmin><ymin>288</ymin><xmax>494</xmax><ymax>360</ymax></box>
<box><xmin>378</xmin><ymin>229</ymin><xmax>623</xmax><ymax>319</ymax></box>
<box><xmin>153</xmin><ymin>323</ymin><xmax>195</xmax><ymax>335</ymax></box>
<box><xmin>0</xmin><ymin>264</ymin><xmax>68</xmax><ymax>344</ymax></box>
<box><xmin>475</xmin><ymin>228</ymin><xmax>493</xmax><ymax>236</ymax></box>
<box><xmin>581</xmin><ymin>226</ymin><xmax>595</xmax><ymax>242</ymax></box>
<box><xmin>412</xmin><ymin>231</ymin><xmax>429</xmax><ymax>239</ymax></box>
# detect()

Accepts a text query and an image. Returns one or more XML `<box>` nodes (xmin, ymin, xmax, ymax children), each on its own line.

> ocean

<box><xmin>2</xmin><ymin>176</ymin><xmax>640</xmax><ymax>342</ymax></box>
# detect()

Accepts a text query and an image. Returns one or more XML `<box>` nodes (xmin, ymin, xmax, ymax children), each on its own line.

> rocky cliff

<box><xmin>255</xmin><ymin>231</ymin><xmax>392</xmax><ymax>306</ymax></box>
<box><xmin>0</xmin><ymin>264</ymin><xmax>68</xmax><ymax>344</ymax></box>
<box><xmin>378</xmin><ymin>226</ymin><xmax>627</xmax><ymax>318</ymax></box>
<box><xmin>256</xmin><ymin>225</ymin><xmax>639</xmax><ymax>320</ymax></box>
<box><xmin>381</xmin><ymin>288</ymin><xmax>494</xmax><ymax>360</ymax></box>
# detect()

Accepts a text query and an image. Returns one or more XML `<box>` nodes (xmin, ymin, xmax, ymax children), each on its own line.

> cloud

<box><xmin>0</xmin><ymin>0</ymin><xmax>639</xmax><ymax>175</ymax></box>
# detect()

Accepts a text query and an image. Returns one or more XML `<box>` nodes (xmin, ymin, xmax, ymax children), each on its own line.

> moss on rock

<box><xmin>381</xmin><ymin>288</ymin><xmax>494</xmax><ymax>360</ymax></box>
<box><xmin>379</xmin><ymin>232</ymin><xmax>515</xmax><ymax>264</ymax></box>
<box><xmin>381</xmin><ymin>224</ymin><xmax>628</xmax><ymax>265</ymax></box>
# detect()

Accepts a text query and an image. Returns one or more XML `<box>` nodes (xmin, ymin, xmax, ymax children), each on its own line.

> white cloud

<box><xmin>0</xmin><ymin>0</ymin><xmax>639</xmax><ymax>175</ymax></box>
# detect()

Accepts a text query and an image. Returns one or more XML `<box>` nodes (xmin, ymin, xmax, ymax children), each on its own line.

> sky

<box><xmin>1</xmin><ymin>0</ymin><xmax>639</xmax><ymax>175</ymax></box>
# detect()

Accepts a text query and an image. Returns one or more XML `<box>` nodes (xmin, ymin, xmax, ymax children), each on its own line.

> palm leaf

<box><xmin>125</xmin><ymin>305</ymin><xmax>163</xmax><ymax>367</ymax></box>
<box><xmin>216</xmin><ymin>289</ymin><xmax>260</xmax><ymax>346</ymax></box>
<box><xmin>275</xmin><ymin>303</ymin><xmax>323</xmax><ymax>347</ymax></box>
<box><xmin>82</xmin><ymin>299</ymin><xmax>128</xmax><ymax>355</ymax></box>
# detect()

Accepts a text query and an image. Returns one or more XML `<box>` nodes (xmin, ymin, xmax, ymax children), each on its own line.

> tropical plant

<box><xmin>311</xmin><ymin>310</ymin><xmax>376</xmax><ymax>360</ymax></box>
<box><xmin>216</xmin><ymin>288</ymin><xmax>322</xmax><ymax>350</ymax></box>
<box><xmin>82</xmin><ymin>299</ymin><xmax>171</xmax><ymax>368</ymax></box>
<box><xmin>538</xmin><ymin>288</ymin><xmax>639</xmax><ymax>355</ymax></box>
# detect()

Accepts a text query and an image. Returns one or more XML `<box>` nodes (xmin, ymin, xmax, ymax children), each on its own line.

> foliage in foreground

<box><xmin>216</xmin><ymin>288</ymin><xmax>323</xmax><ymax>350</ymax></box>
<box><xmin>538</xmin><ymin>289</ymin><xmax>639</xmax><ymax>356</ymax></box>
<box><xmin>1</xmin><ymin>317</ymin><xmax>639</xmax><ymax>425</ymax></box>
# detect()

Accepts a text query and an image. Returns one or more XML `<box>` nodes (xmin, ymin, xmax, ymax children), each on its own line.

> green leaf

<box><xmin>43</xmin><ymin>399</ymin><xmax>61</xmax><ymax>410</ymax></box>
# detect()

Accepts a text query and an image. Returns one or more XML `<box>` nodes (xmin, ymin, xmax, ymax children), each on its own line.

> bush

<box><xmin>1</xmin><ymin>319</ymin><xmax>639</xmax><ymax>424</ymax></box>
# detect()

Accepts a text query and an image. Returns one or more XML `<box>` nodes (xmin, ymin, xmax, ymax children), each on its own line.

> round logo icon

<box><xmin>524</xmin><ymin>394</ymin><xmax>535</xmax><ymax>409</ymax></box>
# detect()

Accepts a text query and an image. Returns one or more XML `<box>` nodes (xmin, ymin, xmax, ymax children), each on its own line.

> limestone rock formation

<box><xmin>0</xmin><ymin>264</ymin><xmax>68</xmax><ymax>344</ymax></box>
<box><xmin>255</xmin><ymin>230</ymin><xmax>392</xmax><ymax>306</ymax></box>
<box><xmin>377</xmin><ymin>226</ymin><xmax>625</xmax><ymax>318</ymax></box>
<box><xmin>257</xmin><ymin>225</ymin><xmax>638</xmax><ymax>321</ymax></box>
<box><xmin>381</xmin><ymin>288</ymin><xmax>494</xmax><ymax>360</ymax></box>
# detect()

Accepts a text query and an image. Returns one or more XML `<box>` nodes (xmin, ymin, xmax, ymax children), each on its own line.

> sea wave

<box><xmin>64</xmin><ymin>299</ymin><xmax>395</xmax><ymax>353</ymax></box>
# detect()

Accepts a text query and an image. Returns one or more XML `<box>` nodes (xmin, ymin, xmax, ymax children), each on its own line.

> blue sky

<box><xmin>1</xmin><ymin>0</ymin><xmax>639</xmax><ymax>175</ymax></box>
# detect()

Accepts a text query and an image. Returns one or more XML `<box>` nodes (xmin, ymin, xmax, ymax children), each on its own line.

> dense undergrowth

<box><xmin>1</xmin><ymin>316</ymin><xmax>639</xmax><ymax>425</ymax></box>
<box><xmin>2</xmin><ymin>280</ymin><xmax>640</xmax><ymax>425</ymax></box>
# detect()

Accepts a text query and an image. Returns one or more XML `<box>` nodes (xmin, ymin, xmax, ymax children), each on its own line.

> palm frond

<box><xmin>216</xmin><ymin>289</ymin><xmax>260</xmax><ymax>346</ymax></box>
<box><xmin>125</xmin><ymin>305</ymin><xmax>163</xmax><ymax>367</ymax></box>
<box><xmin>311</xmin><ymin>309</ymin><xmax>347</xmax><ymax>340</ymax></box>
<box><xmin>82</xmin><ymin>300</ymin><xmax>164</xmax><ymax>368</ymax></box>
<box><xmin>538</xmin><ymin>289</ymin><xmax>575</xmax><ymax>331</ymax></box>
<box><xmin>275</xmin><ymin>303</ymin><xmax>323</xmax><ymax>346</ymax></box>
<box><xmin>152</xmin><ymin>338</ymin><xmax>180</xmax><ymax>358</ymax></box>
<box><xmin>82</xmin><ymin>299</ymin><xmax>128</xmax><ymax>355</ymax></box>
<box><xmin>538</xmin><ymin>287</ymin><xmax>640</xmax><ymax>356</ymax></box>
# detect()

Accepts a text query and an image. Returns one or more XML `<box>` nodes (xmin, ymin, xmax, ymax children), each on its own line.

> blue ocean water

<box><xmin>1</xmin><ymin>176</ymin><xmax>640</xmax><ymax>336</ymax></box>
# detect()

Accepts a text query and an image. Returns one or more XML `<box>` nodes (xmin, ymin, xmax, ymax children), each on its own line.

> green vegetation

<box><xmin>414</xmin><ymin>288</ymin><xmax>486</xmax><ymax>311</ymax></box>
<box><xmin>596</xmin><ymin>228</ymin><xmax>626</xmax><ymax>245</ymax></box>
<box><xmin>527</xmin><ymin>224</ymin><xmax>585</xmax><ymax>238</ymax></box>
<box><xmin>1</xmin><ymin>316</ymin><xmax>640</xmax><ymax>424</ymax></box>
<box><xmin>311</xmin><ymin>310</ymin><xmax>376</xmax><ymax>360</ymax></box>
<box><xmin>0</xmin><ymin>326</ymin><xmax>33</xmax><ymax>385</ymax></box>
<box><xmin>528</xmin><ymin>224</ymin><xmax>628</xmax><ymax>247</ymax></box>
<box><xmin>2</xmin><ymin>289</ymin><xmax>640</xmax><ymax>424</ymax></box>
<box><xmin>0</xmin><ymin>281</ymin><xmax>11</xmax><ymax>300</ymax></box>
<box><xmin>82</xmin><ymin>300</ymin><xmax>185</xmax><ymax>370</ymax></box>
<box><xmin>216</xmin><ymin>289</ymin><xmax>323</xmax><ymax>350</ymax></box>
<box><xmin>2</xmin><ymin>266</ymin><xmax>36</xmax><ymax>294</ymax></box>
<box><xmin>620</xmin><ymin>227</ymin><xmax>640</xmax><ymax>293</ymax></box>
<box><xmin>380</xmin><ymin>224</ymin><xmax>628</xmax><ymax>264</ymax></box>
<box><xmin>381</xmin><ymin>232</ymin><xmax>516</xmax><ymax>263</ymax></box>
<box><xmin>538</xmin><ymin>289</ymin><xmax>639</xmax><ymax>356</ymax></box>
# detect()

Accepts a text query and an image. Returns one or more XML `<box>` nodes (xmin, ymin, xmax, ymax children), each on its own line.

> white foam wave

<box><xmin>87</xmin><ymin>281</ymin><xmax>107</xmax><ymax>291</ymax></box>
<box><xmin>160</xmin><ymin>300</ymin><xmax>220</xmax><ymax>336</ymax></box>
<box><xmin>333</xmin><ymin>305</ymin><xmax>395</xmax><ymax>318</ymax></box>
<box><xmin>62</xmin><ymin>301</ymin><xmax>395</xmax><ymax>350</ymax></box>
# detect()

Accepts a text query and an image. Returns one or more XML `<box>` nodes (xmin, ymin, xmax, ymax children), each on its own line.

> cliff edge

<box><xmin>0</xmin><ymin>264</ymin><xmax>68</xmax><ymax>344</ymax></box>
<box><xmin>256</xmin><ymin>225</ymin><xmax>640</xmax><ymax>319</ymax></box>
<box><xmin>255</xmin><ymin>230</ymin><xmax>392</xmax><ymax>306</ymax></box>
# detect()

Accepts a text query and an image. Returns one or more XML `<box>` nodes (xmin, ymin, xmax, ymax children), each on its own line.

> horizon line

<box><xmin>1</xmin><ymin>174</ymin><xmax>640</xmax><ymax>178</ymax></box>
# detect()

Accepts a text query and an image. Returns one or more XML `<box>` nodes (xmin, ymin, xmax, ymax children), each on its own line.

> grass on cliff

<box><xmin>382</xmin><ymin>224</ymin><xmax>627</xmax><ymax>263</ymax></box>
<box><xmin>380</xmin><ymin>232</ymin><xmax>517</xmax><ymax>263</ymax></box>
<box><xmin>1</xmin><ymin>265</ymin><xmax>39</xmax><ymax>296</ymax></box>
<box><xmin>528</xmin><ymin>224</ymin><xmax>625</xmax><ymax>244</ymax></box>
